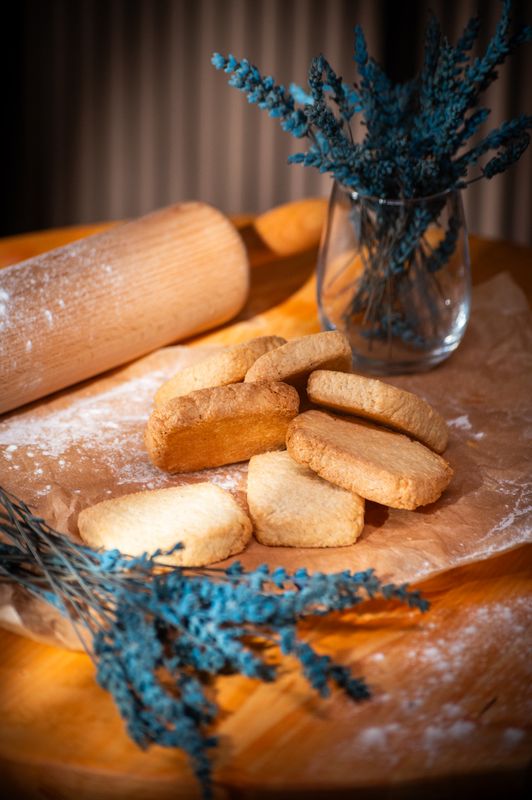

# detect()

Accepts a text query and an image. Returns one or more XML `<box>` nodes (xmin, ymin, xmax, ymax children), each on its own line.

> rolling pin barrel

<box><xmin>0</xmin><ymin>202</ymin><xmax>249</xmax><ymax>414</ymax></box>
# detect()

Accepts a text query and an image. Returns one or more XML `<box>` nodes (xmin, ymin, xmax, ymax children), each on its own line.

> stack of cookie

<box><xmin>78</xmin><ymin>332</ymin><xmax>453</xmax><ymax>567</ymax></box>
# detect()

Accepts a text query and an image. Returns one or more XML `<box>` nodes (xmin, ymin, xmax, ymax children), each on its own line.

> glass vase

<box><xmin>317</xmin><ymin>183</ymin><xmax>471</xmax><ymax>374</ymax></box>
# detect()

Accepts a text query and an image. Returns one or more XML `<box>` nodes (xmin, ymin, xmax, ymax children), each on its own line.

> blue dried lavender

<box><xmin>212</xmin><ymin>2</ymin><xmax>531</xmax><ymax>350</ymax></box>
<box><xmin>211</xmin><ymin>53</ymin><xmax>308</xmax><ymax>138</ymax></box>
<box><xmin>212</xmin><ymin>2</ymin><xmax>531</xmax><ymax>196</ymax></box>
<box><xmin>0</xmin><ymin>488</ymin><xmax>428</xmax><ymax>799</ymax></box>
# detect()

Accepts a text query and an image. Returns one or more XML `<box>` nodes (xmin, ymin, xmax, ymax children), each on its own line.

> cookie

<box><xmin>286</xmin><ymin>410</ymin><xmax>453</xmax><ymax>510</ymax></box>
<box><xmin>145</xmin><ymin>381</ymin><xmax>300</xmax><ymax>473</ymax></box>
<box><xmin>307</xmin><ymin>370</ymin><xmax>448</xmax><ymax>453</ymax></box>
<box><xmin>247</xmin><ymin>450</ymin><xmax>364</xmax><ymax>547</ymax></box>
<box><xmin>77</xmin><ymin>484</ymin><xmax>252</xmax><ymax>567</ymax></box>
<box><xmin>154</xmin><ymin>336</ymin><xmax>286</xmax><ymax>408</ymax></box>
<box><xmin>244</xmin><ymin>331</ymin><xmax>352</xmax><ymax>387</ymax></box>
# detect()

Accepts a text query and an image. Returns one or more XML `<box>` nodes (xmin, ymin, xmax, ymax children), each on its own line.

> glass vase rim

<box><xmin>335</xmin><ymin>182</ymin><xmax>462</xmax><ymax>206</ymax></box>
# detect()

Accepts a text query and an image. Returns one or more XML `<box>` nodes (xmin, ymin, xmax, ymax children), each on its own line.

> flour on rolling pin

<box><xmin>0</xmin><ymin>203</ymin><xmax>249</xmax><ymax>414</ymax></box>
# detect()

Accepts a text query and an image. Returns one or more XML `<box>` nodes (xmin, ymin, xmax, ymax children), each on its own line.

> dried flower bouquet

<box><xmin>213</xmin><ymin>0</ymin><xmax>531</xmax><ymax>353</ymax></box>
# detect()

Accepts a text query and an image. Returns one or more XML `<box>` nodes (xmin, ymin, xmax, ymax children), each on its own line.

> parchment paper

<box><xmin>1</xmin><ymin>273</ymin><xmax>530</xmax><ymax>649</ymax></box>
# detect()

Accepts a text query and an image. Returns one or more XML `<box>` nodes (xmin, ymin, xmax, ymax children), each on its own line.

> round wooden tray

<box><xmin>1</xmin><ymin>201</ymin><xmax>531</xmax><ymax>799</ymax></box>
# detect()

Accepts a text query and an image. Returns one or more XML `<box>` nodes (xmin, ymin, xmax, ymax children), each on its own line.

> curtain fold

<box><xmin>6</xmin><ymin>0</ymin><xmax>531</xmax><ymax>243</ymax></box>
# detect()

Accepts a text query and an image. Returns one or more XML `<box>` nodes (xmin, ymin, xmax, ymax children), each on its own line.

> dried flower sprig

<box><xmin>0</xmin><ymin>487</ymin><xmax>428</xmax><ymax>798</ymax></box>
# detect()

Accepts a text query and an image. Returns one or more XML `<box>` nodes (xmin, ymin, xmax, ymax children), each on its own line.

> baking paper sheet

<box><xmin>1</xmin><ymin>273</ymin><xmax>530</xmax><ymax>649</ymax></box>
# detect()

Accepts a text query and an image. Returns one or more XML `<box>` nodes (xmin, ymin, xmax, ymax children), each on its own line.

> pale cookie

<box><xmin>77</xmin><ymin>484</ymin><xmax>252</xmax><ymax>567</ymax></box>
<box><xmin>286</xmin><ymin>410</ymin><xmax>453</xmax><ymax>510</ymax></box>
<box><xmin>244</xmin><ymin>331</ymin><xmax>352</xmax><ymax>386</ymax></box>
<box><xmin>247</xmin><ymin>450</ymin><xmax>364</xmax><ymax>547</ymax></box>
<box><xmin>154</xmin><ymin>336</ymin><xmax>286</xmax><ymax>408</ymax></box>
<box><xmin>308</xmin><ymin>370</ymin><xmax>448</xmax><ymax>453</ymax></box>
<box><xmin>145</xmin><ymin>381</ymin><xmax>299</xmax><ymax>473</ymax></box>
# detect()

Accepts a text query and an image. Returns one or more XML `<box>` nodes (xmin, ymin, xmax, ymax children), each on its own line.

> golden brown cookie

<box><xmin>307</xmin><ymin>370</ymin><xmax>448</xmax><ymax>453</ymax></box>
<box><xmin>247</xmin><ymin>450</ymin><xmax>364</xmax><ymax>547</ymax></box>
<box><xmin>146</xmin><ymin>381</ymin><xmax>300</xmax><ymax>473</ymax></box>
<box><xmin>77</xmin><ymin>484</ymin><xmax>252</xmax><ymax>567</ymax></box>
<box><xmin>286</xmin><ymin>410</ymin><xmax>453</xmax><ymax>510</ymax></box>
<box><xmin>244</xmin><ymin>331</ymin><xmax>352</xmax><ymax>387</ymax></box>
<box><xmin>154</xmin><ymin>336</ymin><xmax>286</xmax><ymax>408</ymax></box>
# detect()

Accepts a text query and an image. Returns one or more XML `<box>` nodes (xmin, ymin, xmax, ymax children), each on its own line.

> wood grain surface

<box><xmin>0</xmin><ymin>200</ymin><xmax>531</xmax><ymax>799</ymax></box>
<box><xmin>0</xmin><ymin>203</ymin><xmax>249</xmax><ymax>414</ymax></box>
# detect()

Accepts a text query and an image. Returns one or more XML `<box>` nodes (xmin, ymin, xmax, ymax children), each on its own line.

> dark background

<box><xmin>2</xmin><ymin>0</ymin><xmax>531</xmax><ymax>242</ymax></box>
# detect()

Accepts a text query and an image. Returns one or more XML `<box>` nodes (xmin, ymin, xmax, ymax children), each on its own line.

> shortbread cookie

<box><xmin>286</xmin><ymin>410</ymin><xmax>453</xmax><ymax>510</ymax></box>
<box><xmin>247</xmin><ymin>450</ymin><xmax>364</xmax><ymax>547</ymax></box>
<box><xmin>146</xmin><ymin>381</ymin><xmax>299</xmax><ymax>473</ymax></box>
<box><xmin>244</xmin><ymin>331</ymin><xmax>352</xmax><ymax>386</ymax></box>
<box><xmin>308</xmin><ymin>370</ymin><xmax>448</xmax><ymax>453</ymax></box>
<box><xmin>77</xmin><ymin>484</ymin><xmax>252</xmax><ymax>567</ymax></box>
<box><xmin>154</xmin><ymin>336</ymin><xmax>286</xmax><ymax>408</ymax></box>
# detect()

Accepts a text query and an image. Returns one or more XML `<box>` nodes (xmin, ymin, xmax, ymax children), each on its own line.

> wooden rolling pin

<box><xmin>0</xmin><ymin>202</ymin><xmax>249</xmax><ymax>414</ymax></box>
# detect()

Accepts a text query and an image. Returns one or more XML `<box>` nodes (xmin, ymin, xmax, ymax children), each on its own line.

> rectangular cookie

<box><xmin>244</xmin><ymin>331</ymin><xmax>352</xmax><ymax>386</ymax></box>
<box><xmin>154</xmin><ymin>335</ymin><xmax>286</xmax><ymax>408</ymax></box>
<box><xmin>286</xmin><ymin>410</ymin><xmax>453</xmax><ymax>510</ymax></box>
<box><xmin>78</xmin><ymin>484</ymin><xmax>252</xmax><ymax>567</ymax></box>
<box><xmin>307</xmin><ymin>370</ymin><xmax>448</xmax><ymax>453</ymax></box>
<box><xmin>248</xmin><ymin>450</ymin><xmax>364</xmax><ymax>547</ymax></box>
<box><xmin>146</xmin><ymin>381</ymin><xmax>300</xmax><ymax>473</ymax></box>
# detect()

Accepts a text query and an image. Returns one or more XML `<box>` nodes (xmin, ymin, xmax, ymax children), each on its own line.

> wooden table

<box><xmin>0</xmin><ymin>200</ymin><xmax>531</xmax><ymax>799</ymax></box>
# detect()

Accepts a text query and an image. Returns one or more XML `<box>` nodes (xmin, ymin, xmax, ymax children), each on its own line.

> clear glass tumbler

<box><xmin>317</xmin><ymin>183</ymin><xmax>471</xmax><ymax>374</ymax></box>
